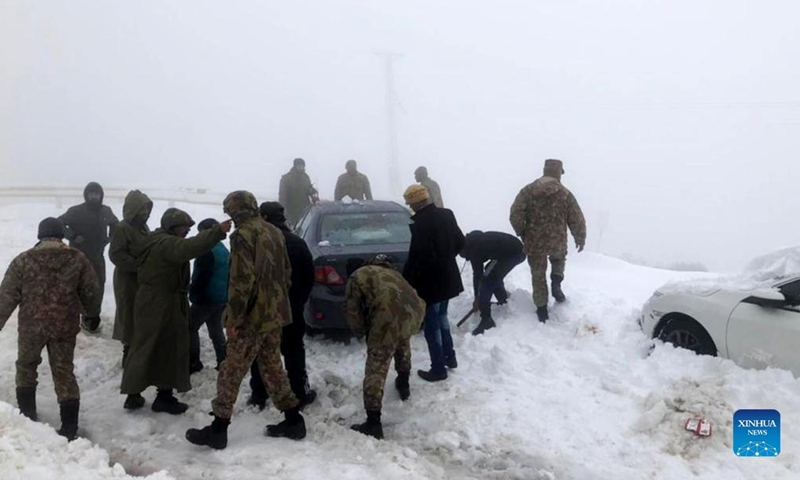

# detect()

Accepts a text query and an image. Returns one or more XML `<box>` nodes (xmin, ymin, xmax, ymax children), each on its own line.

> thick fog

<box><xmin>2</xmin><ymin>1</ymin><xmax>799</xmax><ymax>271</ymax></box>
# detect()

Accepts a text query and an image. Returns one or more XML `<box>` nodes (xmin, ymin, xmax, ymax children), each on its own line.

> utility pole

<box><xmin>376</xmin><ymin>52</ymin><xmax>403</xmax><ymax>196</ymax></box>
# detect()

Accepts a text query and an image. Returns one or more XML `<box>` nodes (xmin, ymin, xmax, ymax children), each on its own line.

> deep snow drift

<box><xmin>1</xmin><ymin>201</ymin><xmax>799</xmax><ymax>480</ymax></box>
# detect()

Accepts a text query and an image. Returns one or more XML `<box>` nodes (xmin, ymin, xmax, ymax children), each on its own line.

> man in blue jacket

<box><xmin>188</xmin><ymin>218</ymin><xmax>230</xmax><ymax>373</ymax></box>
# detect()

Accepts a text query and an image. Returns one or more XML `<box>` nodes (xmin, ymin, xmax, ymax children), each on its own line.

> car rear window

<box><xmin>319</xmin><ymin>212</ymin><xmax>411</xmax><ymax>246</ymax></box>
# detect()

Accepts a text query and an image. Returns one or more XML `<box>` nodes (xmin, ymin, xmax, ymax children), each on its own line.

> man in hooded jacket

<box><xmin>186</xmin><ymin>191</ymin><xmax>305</xmax><ymax>450</ymax></box>
<box><xmin>509</xmin><ymin>159</ymin><xmax>586</xmax><ymax>323</ymax></box>
<box><xmin>109</xmin><ymin>190</ymin><xmax>153</xmax><ymax>366</ymax></box>
<box><xmin>247</xmin><ymin>201</ymin><xmax>315</xmax><ymax>410</ymax></box>
<box><xmin>120</xmin><ymin>209</ymin><xmax>230</xmax><ymax>413</ymax></box>
<box><xmin>59</xmin><ymin>182</ymin><xmax>119</xmax><ymax>332</ymax></box>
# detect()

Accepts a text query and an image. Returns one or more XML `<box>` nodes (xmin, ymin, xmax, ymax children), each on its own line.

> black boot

<box><xmin>551</xmin><ymin>274</ymin><xmax>566</xmax><ymax>303</ymax></box>
<box><xmin>471</xmin><ymin>315</ymin><xmax>496</xmax><ymax>336</ymax></box>
<box><xmin>536</xmin><ymin>306</ymin><xmax>549</xmax><ymax>323</ymax></box>
<box><xmin>186</xmin><ymin>416</ymin><xmax>230</xmax><ymax>450</ymax></box>
<box><xmin>395</xmin><ymin>372</ymin><xmax>410</xmax><ymax>401</ymax></box>
<box><xmin>445</xmin><ymin>352</ymin><xmax>458</xmax><ymax>369</ymax></box>
<box><xmin>246</xmin><ymin>394</ymin><xmax>267</xmax><ymax>411</ymax></box>
<box><xmin>291</xmin><ymin>376</ymin><xmax>317</xmax><ymax>410</ymax></box>
<box><xmin>16</xmin><ymin>387</ymin><xmax>37</xmax><ymax>421</ymax></box>
<box><xmin>351</xmin><ymin>410</ymin><xmax>384</xmax><ymax>440</ymax></box>
<box><xmin>265</xmin><ymin>407</ymin><xmax>306</xmax><ymax>440</ymax></box>
<box><xmin>57</xmin><ymin>399</ymin><xmax>80</xmax><ymax>441</ymax></box>
<box><xmin>152</xmin><ymin>389</ymin><xmax>188</xmax><ymax>415</ymax></box>
<box><xmin>417</xmin><ymin>369</ymin><xmax>447</xmax><ymax>382</ymax></box>
<box><xmin>124</xmin><ymin>393</ymin><xmax>145</xmax><ymax>410</ymax></box>
<box><xmin>81</xmin><ymin>316</ymin><xmax>101</xmax><ymax>333</ymax></box>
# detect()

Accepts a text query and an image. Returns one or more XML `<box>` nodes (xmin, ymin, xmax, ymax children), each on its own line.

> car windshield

<box><xmin>319</xmin><ymin>212</ymin><xmax>411</xmax><ymax>246</ymax></box>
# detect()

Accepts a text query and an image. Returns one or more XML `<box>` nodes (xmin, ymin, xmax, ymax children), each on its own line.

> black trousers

<box><xmin>250</xmin><ymin>306</ymin><xmax>308</xmax><ymax>399</ymax></box>
<box><xmin>478</xmin><ymin>251</ymin><xmax>526</xmax><ymax>317</ymax></box>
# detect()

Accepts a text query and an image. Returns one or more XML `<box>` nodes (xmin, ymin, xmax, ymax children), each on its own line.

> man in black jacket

<box><xmin>247</xmin><ymin>202</ymin><xmax>316</xmax><ymax>409</ymax></box>
<box><xmin>59</xmin><ymin>182</ymin><xmax>119</xmax><ymax>333</ymax></box>
<box><xmin>402</xmin><ymin>185</ymin><xmax>465</xmax><ymax>382</ymax></box>
<box><xmin>460</xmin><ymin>231</ymin><xmax>525</xmax><ymax>335</ymax></box>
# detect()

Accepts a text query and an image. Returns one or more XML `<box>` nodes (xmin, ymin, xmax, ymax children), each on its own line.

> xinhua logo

<box><xmin>733</xmin><ymin>409</ymin><xmax>780</xmax><ymax>457</ymax></box>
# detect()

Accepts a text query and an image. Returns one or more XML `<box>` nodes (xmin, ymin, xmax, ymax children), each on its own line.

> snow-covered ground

<box><xmin>1</xmin><ymin>201</ymin><xmax>800</xmax><ymax>480</ymax></box>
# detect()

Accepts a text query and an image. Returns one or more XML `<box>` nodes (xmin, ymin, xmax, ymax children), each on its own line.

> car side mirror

<box><xmin>745</xmin><ymin>289</ymin><xmax>787</xmax><ymax>308</ymax></box>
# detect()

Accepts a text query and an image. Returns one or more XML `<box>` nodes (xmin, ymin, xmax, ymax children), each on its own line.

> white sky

<box><xmin>2</xmin><ymin>0</ymin><xmax>799</xmax><ymax>271</ymax></box>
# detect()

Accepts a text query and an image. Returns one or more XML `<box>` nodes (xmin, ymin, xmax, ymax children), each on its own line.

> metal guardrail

<box><xmin>0</xmin><ymin>186</ymin><xmax>272</xmax><ymax>208</ymax></box>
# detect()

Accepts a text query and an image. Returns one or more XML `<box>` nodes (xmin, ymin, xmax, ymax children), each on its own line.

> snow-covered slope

<box><xmin>1</xmin><ymin>202</ymin><xmax>799</xmax><ymax>480</ymax></box>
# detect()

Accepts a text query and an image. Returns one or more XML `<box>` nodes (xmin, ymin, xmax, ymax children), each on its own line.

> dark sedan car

<box><xmin>294</xmin><ymin>200</ymin><xmax>412</xmax><ymax>331</ymax></box>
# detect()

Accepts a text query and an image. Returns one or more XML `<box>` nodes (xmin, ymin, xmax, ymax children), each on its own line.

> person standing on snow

<box><xmin>414</xmin><ymin>166</ymin><xmax>444</xmax><ymax>208</ymax></box>
<box><xmin>278</xmin><ymin>158</ymin><xmax>319</xmax><ymax>226</ymax></box>
<box><xmin>121</xmin><ymin>209</ymin><xmax>230</xmax><ymax>413</ymax></box>
<box><xmin>188</xmin><ymin>218</ymin><xmax>230</xmax><ymax>374</ymax></box>
<box><xmin>59</xmin><ymin>182</ymin><xmax>119</xmax><ymax>333</ymax></box>
<box><xmin>402</xmin><ymin>184</ymin><xmax>465</xmax><ymax>382</ymax></box>
<box><xmin>186</xmin><ymin>191</ymin><xmax>306</xmax><ymax>450</ymax></box>
<box><xmin>334</xmin><ymin>159</ymin><xmax>373</xmax><ymax>201</ymax></box>
<box><xmin>0</xmin><ymin>218</ymin><xmax>97</xmax><ymax>441</ymax></box>
<box><xmin>509</xmin><ymin>159</ymin><xmax>586</xmax><ymax>323</ymax></box>
<box><xmin>345</xmin><ymin>255</ymin><xmax>425</xmax><ymax>439</ymax></box>
<box><xmin>109</xmin><ymin>190</ymin><xmax>153</xmax><ymax>366</ymax></box>
<box><xmin>246</xmin><ymin>202</ymin><xmax>316</xmax><ymax>410</ymax></box>
<box><xmin>460</xmin><ymin>230</ymin><xmax>526</xmax><ymax>335</ymax></box>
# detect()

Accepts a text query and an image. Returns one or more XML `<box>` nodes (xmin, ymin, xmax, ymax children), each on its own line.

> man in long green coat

<box><xmin>120</xmin><ymin>208</ymin><xmax>231</xmax><ymax>413</ymax></box>
<box><xmin>109</xmin><ymin>190</ymin><xmax>153</xmax><ymax>366</ymax></box>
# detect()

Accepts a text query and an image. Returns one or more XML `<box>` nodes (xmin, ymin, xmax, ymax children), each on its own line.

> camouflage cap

<box><xmin>161</xmin><ymin>208</ymin><xmax>195</xmax><ymax>231</ymax></box>
<box><xmin>544</xmin><ymin>159</ymin><xmax>565</xmax><ymax>177</ymax></box>
<box><xmin>368</xmin><ymin>254</ymin><xmax>395</xmax><ymax>267</ymax></box>
<box><xmin>223</xmin><ymin>190</ymin><xmax>259</xmax><ymax>218</ymax></box>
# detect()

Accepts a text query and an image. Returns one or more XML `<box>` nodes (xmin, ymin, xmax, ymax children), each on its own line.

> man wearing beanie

<box><xmin>402</xmin><ymin>184</ymin><xmax>465</xmax><ymax>382</ymax></box>
<box><xmin>246</xmin><ymin>201</ymin><xmax>316</xmax><ymax>410</ymax></box>
<box><xmin>0</xmin><ymin>218</ymin><xmax>97</xmax><ymax>441</ymax></box>
<box><xmin>279</xmin><ymin>158</ymin><xmax>319</xmax><ymax>225</ymax></box>
<box><xmin>510</xmin><ymin>159</ymin><xmax>586</xmax><ymax>323</ymax></box>
<box><xmin>59</xmin><ymin>182</ymin><xmax>119</xmax><ymax>333</ymax></box>
<box><xmin>188</xmin><ymin>218</ymin><xmax>230</xmax><ymax>374</ymax></box>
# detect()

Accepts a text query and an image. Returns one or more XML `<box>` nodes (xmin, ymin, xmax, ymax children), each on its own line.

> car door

<box><xmin>726</xmin><ymin>279</ymin><xmax>800</xmax><ymax>376</ymax></box>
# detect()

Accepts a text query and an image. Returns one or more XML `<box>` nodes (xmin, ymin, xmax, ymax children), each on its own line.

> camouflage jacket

<box><xmin>0</xmin><ymin>240</ymin><xmax>96</xmax><ymax>336</ymax></box>
<box><xmin>509</xmin><ymin>175</ymin><xmax>586</xmax><ymax>257</ymax></box>
<box><xmin>334</xmin><ymin>172</ymin><xmax>373</xmax><ymax>201</ymax></box>
<box><xmin>345</xmin><ymin>263</ymin><xmax>425</xmax><ymax>349</ymax></box>
<box><xmin>226</xmin><ymin>216</ymin><xmax>293</xmax><ymax>333</ymax></box>
<box><xmin>420</xmin><ymin>178</ymin><xmax>444</xmax><ymax>208</ymax></box>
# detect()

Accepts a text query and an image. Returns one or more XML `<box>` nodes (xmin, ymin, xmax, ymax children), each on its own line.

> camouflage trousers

<box><xmin>527</xmin><ymin>253</ymin><xmax>566</xmax><ymax>307</ymax></box>
<box><xmin>364</xmin><ymin>339</ymin><xmax>411</xmax><ymax>412</ymax></box>
<box><xmin>212</xmin><ymin>327</ymin><xmax>298</xmax><ymax>419</ymax></box>
<box><xmin>16</xmin><ymin>330</ymin><xmax>79</xmax><ymax>402</ymax></box>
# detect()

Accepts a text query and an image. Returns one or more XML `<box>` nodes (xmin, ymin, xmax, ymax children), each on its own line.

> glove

<box><xmin>576</xmin><ymin>242</ymin><xmax>585</xmax><ymax>253</ymax></box>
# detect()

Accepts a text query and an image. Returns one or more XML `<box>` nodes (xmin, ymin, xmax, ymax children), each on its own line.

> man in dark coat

<box><xmin>278</xmin><ymin>158</ymin><xmax>319</xmax><ymax>226</ymax></box>
<box><xmin>59</xmin><ymin>182</ymin><xmax>119</xmax><ymax>332</ymax></box>
<box><xmin>109</xmin><ymin>190</ymin><xmax>152</xmax><ymax>366</ymax></box>
<box><xmin>334</xmin><ymin>159</ymin><xmax>373</xmax><ymax>201</ymax></box>
<box><xmin>460</xmin><ymin>231</ymin><xmax>526</xmax><ymax>335</ymax></box>
<box><xmin>188</xmin><ymin>218</ymin><xmax>230</xmax><ymax>373</ymax></box>
<box><xmin>0</xmin><ymin>218</ymin><xmax>96</xmax><ymax>441</ymax></box>
<box><xmin>120</xmin><ymin>209</ymin><xmax>230</xmax><ymax>413</ymax></box>
<box><xmin>402</xmin><ymin>184</ymin><xmax>465</xmax><ymax>382</ymax></box>
<box><xmin>247</xmin><ymin>202</ymin><xmax>316</xmax><ymax>409</ymax></box>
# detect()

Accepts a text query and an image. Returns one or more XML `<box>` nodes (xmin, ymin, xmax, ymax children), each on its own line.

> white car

<box><xmin>640</xmin><ymin>276</ymin><xmax>800</xmax><ymax>376</ymax></box>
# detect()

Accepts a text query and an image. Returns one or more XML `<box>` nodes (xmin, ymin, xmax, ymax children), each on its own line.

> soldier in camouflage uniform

<box><xmin>509</xmin><ymin>159</ymin><xmax>586</xmax><ymax>323</ymax></box>
<box><xmin>0</xmin><ymin>218</ymin><xmax>96</xmax><ymax>441</ymax></box>
<box><xmin>414</xmin><ymin>166</ymin><xmax>444</xmax><ymax>208</ymax></box>
<box><xmin>345</xmin><ymin>255</ymin><xmax>425</xmax><ymax>439</ymax></box>
<box><xmin>334</xmin><ymin>159</ymin><xmax>373</xmax><ymax>201</ymax></box>
<box><xmin>186</xmin><ymin>191</ymin><xmax>305</xmax><ymax>450</ymax></box>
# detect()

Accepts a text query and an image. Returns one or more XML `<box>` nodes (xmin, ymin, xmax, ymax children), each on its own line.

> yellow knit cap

<box><xmin>403</xmin><ymin>184</ymin><xmax>430</xmax><ymax>205</ymax></box>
